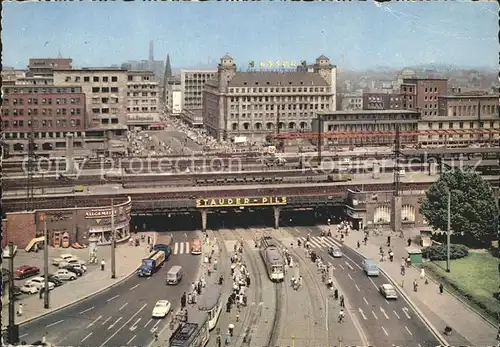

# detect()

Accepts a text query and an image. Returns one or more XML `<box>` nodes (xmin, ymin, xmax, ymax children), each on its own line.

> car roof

<box><xmin>156</xmin><ymin>300</ymin><xmax>169</xmax><ymax>305</ymax></box>
<box><xmin>382</xmin><ymin>284</ymin><xmax>395</xmax><ymax>289</ymax></box>
<box><xmin>30</xmin><ymin>276</ymin><xmax>44</xmax><ymax>281</ymax></box>
<box><xmin>18</xmin><ymin>265</ymin><xmax>34</xmax><ymax>270</ymax></box>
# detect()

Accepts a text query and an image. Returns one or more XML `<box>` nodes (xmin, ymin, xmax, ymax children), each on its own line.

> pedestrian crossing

<box><xmin>297</xmin><ymin>236</ymin><xmax>342</xmax><ymax>250</ymax></box>
<box><xmin>172</xmin><ymin>241</ymin><xmax>191</xmax><ymax>255</ymax></box>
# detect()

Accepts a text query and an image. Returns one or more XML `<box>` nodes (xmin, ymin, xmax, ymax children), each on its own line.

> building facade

<box><xmin>27</xmin><ymin>58</ymin><xmax>72</xmax><ymax>77</ymax></box>
<box><xmin>1</xmin><ymin>197</ymin><xmax>132</xmax><ymax>249</ymax></box>
<box><xmin>363</xmin><ymin>92</ymin><xmax>402</xmax><ymax>110</ymax></box>
<box><xmin>181</xmin><ymin>69</ymin><xmax>217</xmax><ymax>110</ymax></box>
<box><xmin>1</xmin><ymin>85</ymin><xmax>86</xmax><ymax>154</ymax></box>
<box><xmin>341</xmin><ymin>94</ymin><xmax>363</xmax><ymax>111</ymax></box>
<box><xmin>203</xmin><ymin>54</ymin><xmax>337</xmax><ymax>142</ymax></box>
<box><xmin>400</xmin><ymin>78</ymin><xmax>448</xmax><ymax>113</ymax></box>
<box><xmin>312</xmin><ymin>110</ymin><xmax>420</xmax><ymax>146</ymax></box>
<box><xmin>165</xmin><ymin>78</ymin><xmax>183</xmax><ymax>116</ymax></box>
<box><xmin>126</xmin><ymin>70</ymin><xmax>160</xmax><ymax>129</ymax></box>
<box><xmin>1</xmin><ymin>69</ymin><xmax>26</xmax><ymax>86</ymax></box>
<box><xmin>53</xmin><ymin>68</ymin><xmax>128</xmax><ymax>155</ymax></box>
<box><xmin>418</xmin><ymin>94</ymin><xmax>500</xmax><ymax>147</ymax></box>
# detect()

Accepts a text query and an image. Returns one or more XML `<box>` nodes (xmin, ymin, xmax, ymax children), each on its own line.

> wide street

<box><xmin>19</xmin><ymin>231</ymin><xmax>201</xmax><ymax>347</ymax></box>
<box><xmin>283</xmin><ymin>226</ymin><xmax>441</xmax><ymax>347</ymax></box>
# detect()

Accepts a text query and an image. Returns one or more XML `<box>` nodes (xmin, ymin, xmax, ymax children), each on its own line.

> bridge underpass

<box><xmin>130</xmin><ymin>204</ymin><xmax>345</xmax><ymax>232</ymax></box>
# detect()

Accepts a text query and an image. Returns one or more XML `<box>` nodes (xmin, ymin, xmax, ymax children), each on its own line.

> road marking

<box><xmin>405</xmin><ymin>326</ymin><xmax>413</xmax><ymax>336</ymax></box>
<box><xmin>129</xmin><ymin>318</ymin><xmax>142</xmax><ymax>331</ymax></box>
<box><xmin>86</xmin><ymin>315</ymin><xmax>102</xmax><ymax>328</ymax></box>
<box><xmin>173</xmin><ymin>243</ymin><xmax>179</xmax><ymax>254</ymax></box>
<box><xmin>129</xmin><ymin>284</ymin><xmax>140</xmax><ymax>291</ymax></box>
<box><xmin>119</xmin><ymin>303</ymin><xmax>128</xmax><ymax>311</ymax></box>
<box><xmin>380</xmin><ymin>307</ymin><xmax>389</xmax><ymax>319</ymax></box>
<box><xmin>402</xmin><ymin>307</ymin><xmax>411</xmax><ymax>319</ymax></box>
<box><xmin>102</xmin><ymin>316</ymin><xmax>111</xmax><ymax>325</ymax></box>
<box><xmin>371</xmin><ymin>311</ymin><xmax>378</xmax><ymax>319</ymax></box>
<box><xmin>108</xmin><ymin>317</ymin><xmax>123</xmax><ymax>330</ymax></box>
<box><xmin>363</xmin><ymin>297</ymin><xmax>369</xmax><ymax>305</ymax></box>
<box><xmin>127</xmin><ymin>335</ymin><xmax>136</xmax><ymax>345</ymax></box>
<box><xmin>381</xmin><ymin>326</ymin><xmax>388</xmax><ymax>336</ymax></box>
<box><xmin>46</xmin><ymin>320</ymin><xmax>64</xmax><ymax>328</ymax></box>
<box><xmin>100</xmin><ymin>303</ymin><xmax>147</xmax><ymax>347</ymax></box>
<box><xmin>185</xmin><ymin>241</ymin><xmax>190</xmax><ymax>253</ymax></box>
<box><xmin>368</xmin><ymin>277</ymin><xmax>378</xmax><ymax>290</ymax></box>
<box><xmin>393</xmin><ymin>310</ymin><xmax>400</xmax><ymax>319</ymax></box>
<box><xmin>355</xmin><ymin>284</ymin><xmax>360</xmax><ymax>291</ymax></box>
<box><xmin>146</xmin><ymin>276</ymin><xmax>152</xmax><ymax>280</ymax></box>
<box><xmin>344</xmin><ymin>261</ymin><xmax>353</xmax><ymax>270</ymax></box>
<box><xmin>82</xmin><ymin>333</ymin><xmax>92</xmax><ymax>343</ymax></box>
<box><xmin>150</xmin><ymin>319</ymin><xmax>162</xmax><ymax>333</ymax></box>
<box><xmin>20</xmin><ymin>334</ymin><xmax>28</xmax><ymax>338</ymax></box>
<box><xmin>338</xmin><ymin>264</ymin><xmax>344</xmax><ymax>270</ymax></box>
<box><xmin>79</xmin><ymin>306</ymin><xmax>94</xmax><ymax>314</ymax></box>
<box><xmin>358</xmin><ymin>308</ymin><xmax>367</xmax><ymax>320</ymax></box>
<box><xmin>417</xmin><ymin>344</ymin><xmax>422</xmax><ymax>347</ymax></box>
<box><xmin>342</xmin><ymin>253</ymin><xmax>363</xmax><ymax>270</ymax></box>
<box><xmin>179</xmin><ymin>242</ymin><xmax>184</xmax><ymax>254</ymax></box>
<box><xmin>144</xmin><ymin>318</ymin><xmax>153</xmax><ymax>328</ymax></box>
<box><xmin>106</xmin><ymin>295</ymin><xmax>119</xmax><ymax>302</ymax></box>
<box><xmin>347</xmin><ymin>273</ymin><xmax>353</xmax><ymax>280</ymax></box>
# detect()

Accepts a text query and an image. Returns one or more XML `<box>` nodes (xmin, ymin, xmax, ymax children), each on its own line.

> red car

<box><xmin>15</xmin><ymin>265</ymin><xmax>40</xmax><ymax>280</ymax></box>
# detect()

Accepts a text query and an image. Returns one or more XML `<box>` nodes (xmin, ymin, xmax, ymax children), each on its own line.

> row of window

<box><xmin>325</xmin><ymin>114</ymin><xmax>418</xmax><ymax>121</ymax></box>
<box><xmin>92</xmin><ymin>97</ymin><xmax>119</xmax><ymax>104</ymax></box>
<box><xmin>424</xmin><ymin>95</ymin><xmax>438</xmax><ymax>101</ymax></box>
<box><xmin>229</xmin><ymin>112</ymin><xmax>316</xmax><ymax>119</ymax></box>
<box><xmin>4</xmin><ymin>98</ymin><xmax>82</xmax><ymax>105</ymax></box>
<box><xmin>428</xmin><ymin>121</ymin><xmax>496</xmax><ymax>129</ymax></box>
<box><xmin>127</xmin><ymin>85</ymin><xmax>157</xmax><ymax>90</ymax></box>
<box><xmin>3</xmin><ymin>119</ymin><xmax>82</xmax><ymax>128</ymax></box>
<box><xmin>230</xmin><ymin>122</ymin><xmax>310</xmax><ymax>131</ymax></box>
<box><xmin>228</xmin><ymin>86</ymin><xmax>330</xmax><ymax>93</ymax></box>
<box><xmin>449</xmin><ymin>104</ymin><xmax>497</xmax><ymax>115</ymax></box>
<box><xmin>424</xmin><ymin>103</ymin><xmax>438</xmax><ymax>109</ymax></box>
<box><xmin>128</xmin><ymin>99</ymin><xmax>157</xmax><ymax>105</ymax></box>
<box><xmin>3</xmin><ymin>87</ymin><xmax>81</xmax><ymax>94</ymax></box>
<box><xmin>328</xmin><ymin>123</ymin><xmax>417</xmax><ymax>132</ymax></box>
<box><xmin>92</xmin><ymin>87</ymin><xmax>120</xmax><ymax>93</ymax></box>
<box><xmin>229</xmin><ymin>96</ymin><xmax>330</xmax><ymax>103</ymax></box>
<box><xmin>230</xmin><ymin>103</ymin><xmax>330</xmax><ymax>111</ymax></box>
<box><xmin>127</xmin><ymin>91</ymin><xmax>158</xmax><ymax>97</ymax></box>
<box><xmin>3</xmin><ymin>108</ymin><xmax>82</xmax><ymax>116</ymax></box>
<box><xmin>128</xmin><ymin>75</ymin><xmax>153</xmax><ymax>81</ymax></box>
<box><xmin>2</xmin><ymin>131</ymin><xmax>84</xmax><ymax>139</ymax></box>
<box><xmin>424</xmin><ymin>87</ymin><xmax>439</xmax><ymax>93</ymax></box>
<box><xmin>127</xmin><ymin>107</ymin><xmax>158</xmax><ymax>112</ymax></box>
<box><xmin>91</xmin><ymin>108</ymin><xmax>120</xmax><ymax>114</ymax></box>
<box><xmin>65</xmin><ymin>76</ymin><xmax>120</xmax><ymax>83</ymax></box>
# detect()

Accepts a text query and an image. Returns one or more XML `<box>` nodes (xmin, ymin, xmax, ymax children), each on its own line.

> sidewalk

<box><xmin>320</xmin><ymin>225</ymin><xmax>497</xmax><ymax>346</ymax></box>
<box><xmin>2</xmin><ymin>241</ymin><xmax>147</xmax><ymax>327</ymax></box>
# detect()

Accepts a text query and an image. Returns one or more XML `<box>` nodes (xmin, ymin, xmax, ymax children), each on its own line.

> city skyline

<box><xmin>3</xmin><ymin>2</ymin><xmax>498</xmax><ymax>71</ymax></box>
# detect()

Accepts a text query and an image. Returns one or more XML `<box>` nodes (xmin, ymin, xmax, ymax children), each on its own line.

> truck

<box><xmin>137</xmin><ymin>250</ymin><xmax>165</xmax><ymax>277</ymax></box>
<box><xmin>153</xmin><ymin>234</ymin><xmax>173</xmax><ymax>260</ymax></box>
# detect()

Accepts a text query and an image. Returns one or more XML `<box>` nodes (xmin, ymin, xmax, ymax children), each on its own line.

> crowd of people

<box><xmin>127</xmin><ymin>130</ymin><xmax>174</xmax><ymax>156</ymax></box>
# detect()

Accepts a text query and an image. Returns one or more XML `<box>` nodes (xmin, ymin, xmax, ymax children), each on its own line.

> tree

<box><xmin>419</xmin><ymin>169</ymin><xmax>499</xmax><ymax>247</ymax></box>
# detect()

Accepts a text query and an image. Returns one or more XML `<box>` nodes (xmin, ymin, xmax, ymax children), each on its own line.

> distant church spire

<box><xmin>57</xmin><ymin>51</ymin><xmax>63</xmax><ymax>59</ymax></box>
<box><xmin>164</xmin><ymin>54</ymin><xmax>172</xmax><ymax>80</ymax></box>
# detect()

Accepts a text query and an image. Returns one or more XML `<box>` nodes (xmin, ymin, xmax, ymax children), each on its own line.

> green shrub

<box><xmin>422</xmin><ymin>244</ymin><xmax>469</xmax><ymax>260</ymax></box>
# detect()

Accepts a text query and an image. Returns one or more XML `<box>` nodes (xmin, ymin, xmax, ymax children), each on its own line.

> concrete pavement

<box><xmin>319</xmin><ymin>225</ymin><xmax>498</xmax><ymax>347</ymax></box>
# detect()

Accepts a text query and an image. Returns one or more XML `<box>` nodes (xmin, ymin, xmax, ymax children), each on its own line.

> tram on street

<box><xmin>169</xmin><ymin>308</ymin><xmax>209</xmax><ymax>347</ymax></box>
<box><xmin>197</xmin><ymin>285</ymin><xmax>223</xmax><ymax>330</ymax></box>
<box><xmin>259</xmin><ymin>236</ymin><xmax>285</xmax><ymax>282</ymax></box>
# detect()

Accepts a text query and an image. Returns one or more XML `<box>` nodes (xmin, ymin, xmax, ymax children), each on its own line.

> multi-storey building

<box><xmin>1</xmin><ymin>85</ymin><xmax>86</xmax><ymax>155</ymax></box>
<box><xmin>363</xmin><ymin>92</ymin><xmax>403</xmax><ymax>110</ymax></box>
<box><xmin>165</xmin><ymin>78</ymin><xmax>182</xmax><ymax>116</ymax></box>
<box><xmin>203</xmin><ymin>54</ymin><xmax>337</xmax><ymax>142</ymax></box>
<box><xmin>126</xmin><ymin>70</ymin><xmax>160</xmax><ymax>129</ymax></box>
<box><xmin>1</xmin><ymin>69</ymin><xmax>26</xmax><ymax>86</ymax></box>
<box><xmin>418</xmin><ymin>94</ymin><xmax>499</xmax><ymax>147</ymax></box>
<box><xmin>27</xmin><ymin>57</ymin><xmax>72</xmax><ymax>77</ymax></box>
<box><xmin>341</xmin><ymin>94</ymin><xmax>363</xmax><ymax>111</ymax></box>
<box><xmin>53</xmin><ymin>68</ymin><xmax>128</xmax><ymax>155</ymax></box>
<box><xmin>400</xmin><ymin>78</ymin><xmax>448</xmax><ymax>113</ymax></box>
<box><xmin>312</xmin><ymin>110</ymin><xmax>420</xmax><ymax>146</ymax></box>
<box><xmin>181</xmin><ymin>69</ymin><xmax>217</xmax><ymax>110</ymax></box>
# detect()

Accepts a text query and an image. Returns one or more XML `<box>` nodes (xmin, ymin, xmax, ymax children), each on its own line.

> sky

<box><xmin>3</xmin><ymin>1</ymin><xmax>498</xmax><ymax>71</ymax></box>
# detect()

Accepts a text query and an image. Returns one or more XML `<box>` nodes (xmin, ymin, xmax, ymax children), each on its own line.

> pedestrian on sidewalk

<box><xmin>101</xmin><ymin>259</ymin><xmax>106</xmax><ymax>271</ymax></box>
<box><xmin>387</xmin><ymin>235</ymin><xmax>391</xmax><ymax>247</ymax></box>
<box><xmin>439</xmin><ymin>283</ymin><xmax>444</xmax><ymax>294</ymax></box>
<box><xmin>340</xmin><ymin>294</ymin><xmax>345</xmax><ymax>308</ymax></box>
<box><xmin>17</xmin><ymin>303</ymin><xmax>23</xmax><ymax>316</ymax></box>
<box><xmin>407</xmin><ymin>237</ymin><xmax>412</xmax><ymax>247</ymax></box>
<box><xmin>389</xmin><ymin>249</ymin><xmax>394</xmax><ymax>262</ymax></box>
<box><xmin>413</xmin><ymin>279</ymin><xmax>418</xmax><ymax>292</ymax></box>
<box><xmin>363</xmin><ymin>236</ymin><xmax>368</xmax><ymax>245</ymax></box>
<box><xmin>357</xmin><ymin>240</ymin><xmax>360</xmax><ymax>248</ymax></box>
<box><xmin>228</xmin><ymin>323</ymin><xmax>235</xmax><ymax>336</ymax></box>
<box><xmin>181</xmin><ymin>292</ymin><xmax>187</xmax><ymax>309</ymax></box>
<box><xmin>420</xmin><ymin>267</ymin><xmax>425</xmax><ymax>280</ymax></box>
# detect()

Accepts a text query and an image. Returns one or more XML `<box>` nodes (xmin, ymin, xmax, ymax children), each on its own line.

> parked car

<box><xmin>25</xmin><ymin>276</ymin><xmax>56</xmax><ymax>290</ymax></box>
<box><xmin>59</xmin><ymin>258</ymin><xmax>86</xmax><ymax>268</ymax></box>
<box><xmin>379</xmin><ymin>284</ymin><xmax>398</xmax><ymax>299</ymax></box>
<box><xmin>52</xmin><ymin>254</ymin><xmax>76</xmax><ymax>266</ymax></box>
<box><xmin>15</xmin><ymin>265</ymin><xmax>40</xmax><ymax>280</ymax></box>
<box><xmin>21</xmin><ymin>282</ymin><xmax>54</xmax><ymax>294</ymax></box>
<box><xmin>63</xmin><ymin>263</ymin><xmax>87</xmax><ymax>273</ymax></box>
<box><xmin>54</xmin><ymin>269</ymin><xmax>78</xmax><ymax>281</ymax></box>
<box><xmin>61</xmin><ymin>265</ymin><xmax>83</xmax><ymax>277</ymax></box>
<box><xmin>47</xmin><ymin>275</ymin><xmax>64</xmax><ymax>287</ymax></box>
<box><xmin>328</xmin><ymin>247</ymin><xmax>343</xmax><ymax>258</ymax></box>
<box><xmin>152</xmin><ymin>300</ymin><xmax>171</xmax><ymax>318</ymax></box>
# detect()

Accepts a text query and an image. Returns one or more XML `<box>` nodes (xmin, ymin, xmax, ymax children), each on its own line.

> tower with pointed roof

<box><xmin>314</xmin><ymin>55</ymin><xmax>337</xmax><ymax>110</ymax></box>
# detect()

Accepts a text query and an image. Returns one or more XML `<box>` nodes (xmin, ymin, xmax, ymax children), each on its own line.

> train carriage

<box><xmin>259</xmin><ymin>236</ymin><xmax>285</xmax><ymax>282</ymax></box>
<box><xmin>197</xmin><ymin>286</ymin><xmax>223</xmax><ymax>330</ymax></box>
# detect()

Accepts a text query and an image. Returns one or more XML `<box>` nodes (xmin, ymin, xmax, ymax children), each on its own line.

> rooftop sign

<box><xmin>196</xmin><ymin>196</ymin><xmax>287</xmax><ymax>208</ymax></box>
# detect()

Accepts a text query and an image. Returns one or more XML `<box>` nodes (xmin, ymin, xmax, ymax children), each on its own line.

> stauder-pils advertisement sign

<box><xmin>196</xmin><ymin>196</ymin><xmax>287</xmax><ymax>208</ymax></box>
